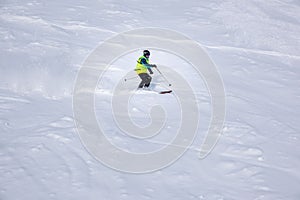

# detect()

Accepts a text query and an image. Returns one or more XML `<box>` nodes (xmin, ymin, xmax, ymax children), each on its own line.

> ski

<box><xmin>159</xmin><ymin>90</ymin><xmax>172</xmax><ymax>94</ymax></box>
<box><xmin>136</xmin><ymin>88</ymin><xmax>172</xmax><ymax>94</ymax></box>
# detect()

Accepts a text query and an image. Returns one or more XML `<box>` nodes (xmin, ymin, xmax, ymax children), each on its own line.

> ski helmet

<box><xmin>143</xmin><ymin>50</ymin><xmax>150</xmax><ymax>57</ymax></box>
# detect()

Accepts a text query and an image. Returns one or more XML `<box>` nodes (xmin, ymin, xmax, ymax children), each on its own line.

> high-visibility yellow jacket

<box><xmin>135</xmin><ymin>55</ymin><xmax>150</xmax><ymax>74</ymax></box>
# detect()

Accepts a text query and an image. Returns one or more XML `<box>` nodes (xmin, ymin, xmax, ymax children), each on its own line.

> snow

<box><xmin>1</xmin><ymin>0</ymin><xmax>300</xmax><ymax>199</ymax></box>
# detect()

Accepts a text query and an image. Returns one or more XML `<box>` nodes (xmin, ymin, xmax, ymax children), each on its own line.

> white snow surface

<box><xmin>1</xmin><ymin>0</ymin><xmax>300</xmax><ymax>200</ymax></box>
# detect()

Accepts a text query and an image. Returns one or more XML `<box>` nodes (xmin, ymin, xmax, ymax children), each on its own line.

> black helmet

<box><xmin>143</xmin><ymin>50</ymin><xmax>150</xmax><ymax>57</ymax></box>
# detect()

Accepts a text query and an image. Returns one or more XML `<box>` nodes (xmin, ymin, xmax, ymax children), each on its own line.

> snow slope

<box><xmin>1</xmin><ymin>0</ymin><xmax>300</xmax><ymax>199</ymax></box>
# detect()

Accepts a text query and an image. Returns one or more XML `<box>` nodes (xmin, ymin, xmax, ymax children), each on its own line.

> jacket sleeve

<box><xmin>140</xmin><ymin>58</ymin><xmax>152</xmax><ymax>68</ymax></box>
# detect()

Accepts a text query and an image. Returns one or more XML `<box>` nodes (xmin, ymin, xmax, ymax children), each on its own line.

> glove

<box><xmin>148</xmin><ymin>68</ymin><xmax>154</xmax><ymax>74</ymax></box>
<box><xmin>151</xmin><ymin>64</ymin><xmax>157</xmax><ymax>68</ymax></box>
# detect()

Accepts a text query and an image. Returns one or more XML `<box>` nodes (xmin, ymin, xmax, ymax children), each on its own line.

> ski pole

<box><xmin>155</xmin><ymin>67</ymin><xmax>172</xmax><ymax>86</ymax></box>
<box><xmin>124</xmin><ymin>75</ymin><xmax>138</xmax><ymax>82</ymax></box>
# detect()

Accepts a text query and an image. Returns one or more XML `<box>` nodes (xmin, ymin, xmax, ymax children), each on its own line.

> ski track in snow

<box><xmin>204</xmin><ymin>44</ymin><xmax>300</xmax><ymax>60</ymax></box>
<box><xmin>1</xmin><ymin>0</ymin><xmax>300</xmax><ymax>200</ymax></box>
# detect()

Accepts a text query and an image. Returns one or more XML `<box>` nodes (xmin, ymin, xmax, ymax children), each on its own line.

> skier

<box><xmin>135</xmin><ymin>50</ymin><xmax>157</xmax><ymax>89</ymax></box>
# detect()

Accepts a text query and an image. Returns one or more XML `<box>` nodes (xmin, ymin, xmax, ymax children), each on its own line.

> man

<box><xmin>135</xmin><ymin>50</ymin><xmax>157</xmax><ymax>89</ymax></box>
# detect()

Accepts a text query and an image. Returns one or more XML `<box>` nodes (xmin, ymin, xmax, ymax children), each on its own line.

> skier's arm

<box><xmin>140</xmin><ymin>58</ymin><xmax>156</xmax><ymax>74</ymax></box>
<box><xmin>140</xmin><ymin>58</ymin><xmax>156</xmax><ymax>68</ymax></box>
